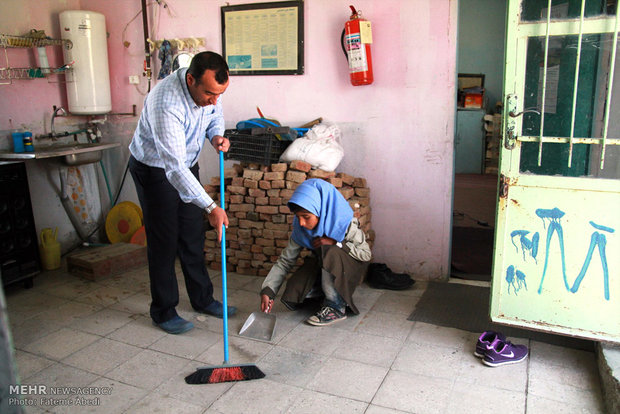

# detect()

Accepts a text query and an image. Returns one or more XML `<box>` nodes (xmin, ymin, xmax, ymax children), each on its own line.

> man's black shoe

<box><xmin>367</xmin><ymin>263</ymin><xmax>415</xmax><ymax>290</ymax></box>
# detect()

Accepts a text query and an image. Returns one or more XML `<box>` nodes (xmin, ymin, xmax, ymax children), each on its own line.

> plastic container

<box><xmin>39</xmin><ymin>228</ymin><xmax>61</xmax><ymax>270</ymax></box>
<box><xmin>223</xmin><ymin>128</ymin><xmax>292</xmax><ymax>165</ymax></box>
<box><xmin>22</xmin><ymin>132</ymin><xmax>34</xmax><ymax>152</ymax></box>
<box><xmin>11</xmin><ymin>132</ymin><xmax>25</xmax><ymax>153</ymax></box>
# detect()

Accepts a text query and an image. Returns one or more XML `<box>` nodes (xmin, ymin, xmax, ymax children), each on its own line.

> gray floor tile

<box><xmin>307</xmin><ymin>357</ymin><xmax>388</xmax><ymax>402</ymax></box>
<box><xmin>105</xmin><ymin>349</ymin><xmax>190</xmax><ymax>390</ymax></box>
<box><xmin>106</xmin><ymin>315</ymin><xmax>166</xmax><ymax>348</ymax></box>
<box><xmin>286</xmin><ymin>389</ymin><xmax>368</xmax><ymax>413</ymax></box>
<box><xmin>71</xmin><ymin>307</ymin><xmax>135</xmax><ymax>336</ymax></box>
<box><xmin>372</xmin><ymin>370</ymin><xmax>452</xmax><ymax>413</ymax></box>
<box><xmin>14</xmin><ymin>350</ymin><xmax>56</xmax><ymax>381</ymax></box>
<box><xmin>278</xmin><ymin>323</ymin><xmax>349</xmax><ymax>355</ymax></box>
<box><xmin>258</xmin><ymin>346</ymin><xmax>327</xmax><ymax>387</ymax></box>
<box><xmin>23</xmin><ymin>328</ymin><xmax>100</xmax><ymax>360</ymax></box>
<box><xmin>446</xmin><ymin>381</ymin><xmax>525</xmax><ymax>413</ymax></box>
<box><xmin>149</xmin><ymin>326</ymin><xmax>220</xmax><ymax>360</ymax></box>
<box><xmin>333</xmin><ymin>331</ymin><xmax>402</xmax><ymax>368</ymax></box>
<box><xmin>354</xmin><ymin>310</ymin><xmax>413</xmax><ymax>340</ymax></box>
<box><xmin>208</xmin><ymin>379</ymin><xmax>302</xmax><ymax>414</ymax></box>
<box><xmin>61</xmin><ymin>337</ymin><xmax>142</xmax><ymax>375</ymax></box>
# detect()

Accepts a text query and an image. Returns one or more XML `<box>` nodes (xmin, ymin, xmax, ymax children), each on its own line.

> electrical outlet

<box><xmin>129</xmin><ymin>75</ymin><xmax>140</xmax><ymax>84</ymax></box>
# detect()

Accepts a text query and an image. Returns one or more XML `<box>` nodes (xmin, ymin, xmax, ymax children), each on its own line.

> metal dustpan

<box><xmin>239</xmin><ymin>311</ymin><xmax>276</xmax><ymax>342</ymax></box>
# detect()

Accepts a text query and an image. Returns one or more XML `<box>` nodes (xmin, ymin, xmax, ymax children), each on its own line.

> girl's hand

<box><xmin>312</xmin><ymin>236</ymin><xmax>336</xmax><ymax>249</ymax></box>
<box><xmin>261</xmin><ymin>294</ymin><xmax>274</xmax><ymax>313</ymax></box>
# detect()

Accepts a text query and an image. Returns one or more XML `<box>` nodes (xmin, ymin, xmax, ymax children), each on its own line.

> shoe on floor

<box><xmin>474</xmin><ymin>330</ymin><xmax>506</xmax><ymax>358</ymax></box>
<box><xmin>306</xmin><ymin>306</ymin><xmax>347</xmax><ymax>326</ymax></box>
<box><xmin>197</xmin><ymin>300</ymin><xmax>237</xmax><ymax>319</ymax></box>
<box><xmin>482</xmin><ymin>340</ymin><xmax>528</xmax><ymax>367</ymax></box>
<box><xmin>154</xmin><ymin>316</ymin><xmax>194</xmax><ymax>334</ymax></box>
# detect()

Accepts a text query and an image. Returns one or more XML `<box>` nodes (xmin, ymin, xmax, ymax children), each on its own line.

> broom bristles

<box><xmin>185</xmin><ymin>364</ymin><xmax>265</xmax><ymax>384</ymax></box>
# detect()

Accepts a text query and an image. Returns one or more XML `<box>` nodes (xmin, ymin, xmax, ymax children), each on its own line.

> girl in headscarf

<box><xmin>260</xmin><ymin>179</ymin><xmax>372</xmax><ymax>326</ymax></box>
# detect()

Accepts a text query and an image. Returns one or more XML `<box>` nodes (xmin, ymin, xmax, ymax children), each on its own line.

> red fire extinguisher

<box><xmin>341</xmin><ymin>5</ymin><xmax>373</xmax><ymax>86</ymax></box>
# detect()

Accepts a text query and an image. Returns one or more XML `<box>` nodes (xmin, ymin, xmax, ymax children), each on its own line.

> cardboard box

<box><xmin>67</xmin><ymin>243</ymin><xmax>147</xmax><ymax>281</ymax></box>
<box><xmin>464</xmin><ymin>93</ymin><xmax>483</xmax><ymax>108</ymax></box>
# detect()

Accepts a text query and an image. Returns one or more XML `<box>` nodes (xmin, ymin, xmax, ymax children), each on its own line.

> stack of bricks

<box><xmin>203</xmin><ymin>160</ymin><xmax>374</xmax><ymax>276</ymax></box>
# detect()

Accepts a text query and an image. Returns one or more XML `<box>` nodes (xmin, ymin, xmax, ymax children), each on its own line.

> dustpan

<box><xmin>239</xmin><ymin>310</ymin><xmax>276</xmax><ymax>342</ymax></box>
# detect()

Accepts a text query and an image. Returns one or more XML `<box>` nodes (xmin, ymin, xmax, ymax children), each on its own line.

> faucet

<box><xmin>51</xmin><ymin>105</ymin><xmax>67</xmax><ymax>137</ymax></box>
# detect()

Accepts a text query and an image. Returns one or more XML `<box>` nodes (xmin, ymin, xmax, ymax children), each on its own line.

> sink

<box><xmin>0</xmin><ymin>142</ymin><xmax>121</xmax><ymax>165</ymax></box>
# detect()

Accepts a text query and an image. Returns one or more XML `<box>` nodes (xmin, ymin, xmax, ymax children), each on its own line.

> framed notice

<box><xmin>221</xmin><ymin>1</ymin><xmax>304</xmax><ymax>75</ymax></box>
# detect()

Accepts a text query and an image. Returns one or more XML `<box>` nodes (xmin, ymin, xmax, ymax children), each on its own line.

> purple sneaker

<box><xmin>482</xmin><ymin>340</ymin><xmax>528</xmax><ymax>367</ymax></box>
<box><xmin>474</xmin><ymin>331</ymin><xmax>506</xmax><ymax>358</ymax></box>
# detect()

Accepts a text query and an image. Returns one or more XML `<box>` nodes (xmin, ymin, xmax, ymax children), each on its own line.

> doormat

<box><xmin>408</xmin><ymin>282</ymin><xmax>594</xmax><ymax>351</ymax></box>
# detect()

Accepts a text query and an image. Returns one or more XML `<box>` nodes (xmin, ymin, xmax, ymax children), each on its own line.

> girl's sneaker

<box><xmin>306</xmin><ymin>306</ymin><xmax>347</xmax><ymax>326</ymax></box>
<box><xmin>474</xmin><ymin>331</ymin><xmax>506</xmax><ymax>358</ymax></box>
<box><xmin>482</xmin><ymin>340</ymin><xmax>529</xmax><ymax>367</ymax></box>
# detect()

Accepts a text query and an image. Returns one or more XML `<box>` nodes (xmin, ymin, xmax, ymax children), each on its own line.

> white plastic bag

<box><xmin>279</xmin><ymin>123</ymin><xmax>344</xmax><ymax>171</ymax></box>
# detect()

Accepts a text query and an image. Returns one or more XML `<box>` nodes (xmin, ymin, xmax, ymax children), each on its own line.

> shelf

<box><xmin>0</xmin><ymin>34</ymin><xmax>72</xmax><ymax>49</ymax></box>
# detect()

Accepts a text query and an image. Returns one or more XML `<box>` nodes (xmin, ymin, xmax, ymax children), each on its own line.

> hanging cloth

<box><xmin>157</xmin><ymin>39</ymin><xmax>173</xmax><ymax>79</ymax></box>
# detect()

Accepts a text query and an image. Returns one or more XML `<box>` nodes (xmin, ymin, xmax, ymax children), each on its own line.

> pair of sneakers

<box><xmin>475</xmin><ymin>331</ymin><xmax>528</xmax><ymax>367</ymax></box>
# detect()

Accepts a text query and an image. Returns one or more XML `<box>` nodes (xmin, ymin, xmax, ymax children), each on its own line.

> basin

<box><xmin>0</xmin><ymin>142</ymin><xmax>121</xmax><ymax>165</ymax></box>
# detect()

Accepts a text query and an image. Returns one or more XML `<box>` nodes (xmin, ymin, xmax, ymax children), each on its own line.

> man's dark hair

<box><xmin>188</xmin><ymin>51</ymin><xmax>229</xmax><ymax>84</ymax></box>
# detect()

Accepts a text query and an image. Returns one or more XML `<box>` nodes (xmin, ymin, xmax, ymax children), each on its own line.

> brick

<box><xmin>251</xmin><ymin>244</ymin><xmax>263</xmax><ymax>253</ymax></box>
<box><xmin>256</xmin><ymin>238</ymin><xmax>274</xmax><ymax>247</ymax></box>
<box><xmin>271</xmin><ymin>214</ymin><xmax>287</xmax><ymax>224</ymax></box>
<box><xmin>230</xmin><ymin>194</ymin><xmax>244</xmax><ymax>204</ymax></box>
<box><xmin>244</xmin><ymin>196</ymin><xmax>255</xmax><ymax>204</ymax></box>
<box><xmin>269</xmin><ymin>197</ymin><xmax>283</xmax><ymax>205</ymax></box>
<box><xmin>355</xmin><ymin>187</ymin><xmax>370</xmax><ymax>197</ymax></box>
<box><xmin>327</xmin><ymin>177</ymin><xmax>343</xmax><ymax>188</ymax></box>
<box><xmin>228</xmin><ymin>185</ymin><xmax>247</xmax><ymax>195</ymax></box>
<box><xmin>238</xmin><ymin>229</ymin><xmax>252</xmax><ymax>238</ymax></box>
<box><xmin>353</xmin><ymin>177</ymin><xmax>367</xmax><ymax>187</ymax></box>
<box><xmin>262</xmin><ymin>229</ymin><xmax>274</xmax><ymax>239</ymax></box>
<box><xmin>258</xmin><ymin>268</ymin><xmax>270</xmax><ymax>276</ymax></box>
<box><xmin>247</xmin><ymin>211</ymin><xmax>260</xmax><ymax>221</ymax></box>
<box><xmin>251</xmin><ymin>228</ymin><xmax>263</xmax><ymax>237</ymax></box>
<box><xmin>271</xmin><ymin>179</ymin><xmax>285</xmax><ymax>189</ymax></box>
<box><xmin>203</xmin><ymin>184</ymin><xmax>217</xmax><ymax>194</ymax></box>
<box><xmin>285</xmin><ymin>181</ymin><xmax>300</xmax><ymax>190</ymax></box>
<box><xmin>256</xmin><ymin>205</ymin><xmax>279</xmax><ymax>214</ymax></box>
<box><xmin>248</xmin><ymin>188</ymin><xmax>266</xmax><ymax>197</ymax></box>
<box><xmin>339</xmin><ymin>186</ymin><xmax>354</xmax><ymax>199</ymax></box>
<box><xmin>337</xmin><ymin>172</ymin><xmax>354</xmax><ymax>185</ymax></box>
<box><xmin>276</xmin><ymin>239</ymin><xmax>289</xmax><ymax>248</ymax></box>
<box><xmin>231</xmin><ymin>176</ymin><xmax>244</xmax><ymax>186</ymax></box>
<box><xmin>255</xmin><ymin>196</ymin><xmax>269</xmax><ymax>205</ymax></box>
<box><xmin>67</xmin><ymin>243</ymin><xmax>147</xmax><ymax>281</ymax></box>
<box><xmin>265</xmin><ymin>222</ymin><xmax>289</xmax><ymax>231</ymax></box>
<box><xmin>279</xmin><ymin>205</ymin><xmax>290</xmax><ymax>214</ymax></box>
<box><xmin>258</xmin><ymin>180</ymin><xmax>271</xmax><ymax>190</ymax></box>
<box><xmin>308</xmin><ymin>169</ymin><xmax>335</xmax><ymax>179</ymax></box>
<box><xmin>234</xmin><ymin>212</ymin><xmax>247</xmax><ymax>219</ymax></box>
<box><xmin>270</xmin><ymin>163</ymin><xmax>288</xmax><ymax>172</ymax></box>
<box><xmin>290</xmin><ymin>160</ymin><xmax>312</xmax><ymax>172</ymax></box>
<box><xmin>280</xmin><ymin>189</ymin><xmax>295</xmax><ymax>199</ymax></box>
<box><xmin>286</xmin><ymin>170</ymin><xmax>306</xmax><ymax>183</ymax></box>
<box><xmin>229</xmin><ymin>203</ymin><xmax>254</xmax><ymax>212</ymax></box>
<box><xmin>224</xmin><ymin>167</ymin><xmax>239</xmax><ymax>178</ymax></box>
<box><xmin>243</xmin><ymin>169</ymin><xmax>264</xmax><ymax>180</ymax></box>
<box><xmin>253</xmin><ymin>252</ymin><xmax>267</xmax><ymax>261</ymax></box>
<box><xmin>239</xmin><ymin>219</ymin><xmax>264</xmax><ymax>229</ymax></box>
<box><xmin>264</xmin><ymin>171</ymin><xmax>285</xmax><ymax>180</ymax></box>
<box><xmin>266</xmin><ymin>189</ymin><xmax>281</xmax><ymax>197</ymax></box>
<box><xmin>244</xmin><ymin>178</ymin><xmax>259</xmax><ymax>189</ymax></box>
<box><xmin>235</xmin><ymin>250</ymin><xmax>252</xmax><ymax>260</ymax></box>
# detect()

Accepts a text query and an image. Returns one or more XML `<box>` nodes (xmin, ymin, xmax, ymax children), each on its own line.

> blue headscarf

<box><xmin>288</xmin><ymin>179</ymin><xmax>353</xmax><ymax>249</ymax></box>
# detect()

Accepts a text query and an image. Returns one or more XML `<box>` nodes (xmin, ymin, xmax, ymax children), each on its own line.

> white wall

<box><xmin>1</xmin><ymin>0</ymin><xmax>458</xmax><ymax>280</ymax></box>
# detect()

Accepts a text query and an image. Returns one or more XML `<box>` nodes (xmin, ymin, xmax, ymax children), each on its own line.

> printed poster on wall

<box><xmin>221</xmin><ymin>1</ymin><xmax>304</xmax><ymax>75</ymax></box>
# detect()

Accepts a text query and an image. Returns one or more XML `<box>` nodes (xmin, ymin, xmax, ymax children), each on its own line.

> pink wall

<box><xmin>0</xmin><ymin>0</ymin><xmax>457</xmax><ymax>279</ymax></box>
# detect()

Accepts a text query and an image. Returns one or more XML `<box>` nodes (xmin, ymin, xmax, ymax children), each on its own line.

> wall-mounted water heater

<box><xmin>59</xmin><ymin>10</ymin><xmax>111</xmax><ymax>115</ymax></box>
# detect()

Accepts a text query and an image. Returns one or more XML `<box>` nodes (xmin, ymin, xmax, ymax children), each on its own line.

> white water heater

<box><xmin>59</xmin><ymin>10</ymin><xmax>111</xmax><ymax>115</ymax></box>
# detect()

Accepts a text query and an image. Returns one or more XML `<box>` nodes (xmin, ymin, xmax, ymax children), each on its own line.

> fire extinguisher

<box><xmin>341</xmin><ymin>5</ymin><xmax>373</xmax><ymax>86</ymax></box>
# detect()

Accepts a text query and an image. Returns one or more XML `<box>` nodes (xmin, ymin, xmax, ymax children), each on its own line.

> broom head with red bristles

<box><xmin>185</xmin><ymin>363</ymin><xmax>265</xmax><ymax>384</ymax></box>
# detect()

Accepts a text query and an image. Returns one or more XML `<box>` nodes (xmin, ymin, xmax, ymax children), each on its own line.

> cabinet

<box><xmin>455</xmin><ymin>109</ymin><xmax>485</xmax><ymax>174</ymax></box>
<box><xmin>0</xmin><ymin>163</ymin><xmax>40</xmax><ymax>287</ymax></box>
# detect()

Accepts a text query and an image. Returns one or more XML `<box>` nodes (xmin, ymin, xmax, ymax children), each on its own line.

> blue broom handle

<box><xmin>219</xmin><ymin>150</ymin><xmax>229</xmax><ymax>363</ymax></box>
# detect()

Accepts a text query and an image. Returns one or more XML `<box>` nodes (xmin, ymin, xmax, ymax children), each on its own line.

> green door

<box><xmin>492</xmin><ymin>0</ymin><xmax>620</xmax><ymax>343</ymax></box>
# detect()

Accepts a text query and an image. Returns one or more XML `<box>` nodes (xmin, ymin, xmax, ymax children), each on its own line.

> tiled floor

<box><xmin>4</xmin><ymin>263</ymin><xmax>606</xmax><ymax>413</ymax></box>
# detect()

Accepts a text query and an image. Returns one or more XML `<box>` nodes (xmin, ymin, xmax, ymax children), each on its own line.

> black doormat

<box><xmin>408</xmin><ymin>282</ymin><xmax>595</xmax><ymax>351</ymax></box>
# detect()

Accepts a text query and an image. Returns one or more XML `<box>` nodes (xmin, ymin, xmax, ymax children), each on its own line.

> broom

<box><xmin>185</xmin><ymin>151</ymin><xmax>265</xmax><ymax>385</ymax></box>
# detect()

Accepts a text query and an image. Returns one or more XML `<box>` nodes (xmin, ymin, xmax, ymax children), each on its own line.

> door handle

<box><xmin>509</xmin><ymin>108</ymin><xmax>540</xmax><ymax>117</ymax></box>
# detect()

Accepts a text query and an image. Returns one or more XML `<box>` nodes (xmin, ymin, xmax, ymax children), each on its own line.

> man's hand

<box><xmin>207</xmin><ymin>206</ymin><xmax>229</xmax><ymax>243</ymax></box>
<box><xmin>261</xmin><ymin>294</ymin><xmax>274</xmax><ymax>313</ymax></box>
<box><xmin>312</xmin><ymin>236</ymin><xmax>336</xmax><ymax>249</ymax></box>
<box><xmin>211</xmin><ymin>135</ymin><xmax>230</xmax><ymax>153</ymax></box>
